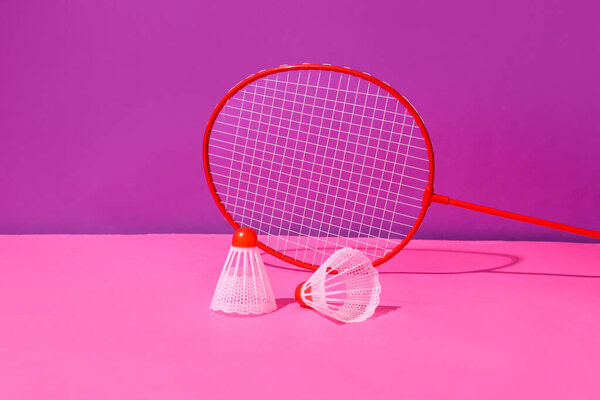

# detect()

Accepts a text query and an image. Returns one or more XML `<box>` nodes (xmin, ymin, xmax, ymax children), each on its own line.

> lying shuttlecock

<box><xmin>210</xmin><ymin>227</ymin><xmax>276</xmax><ymax>315</ymax></box>
<box><xmin>294</xmin><ymin>247</ymin><xmax>381</xmax><ymax>323</ymax></box>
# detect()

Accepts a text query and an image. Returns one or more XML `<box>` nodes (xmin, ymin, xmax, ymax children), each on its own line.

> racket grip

<box><xmin>430</xmin><ymin>194</ymin><xmax>600</xmax><ymax>239</ymax></box>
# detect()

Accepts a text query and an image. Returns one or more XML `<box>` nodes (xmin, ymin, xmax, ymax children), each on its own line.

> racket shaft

<box><xmin>430</xmin><ymin>194</ymin><xmax>600</xmax><ymax>239</ymax></box>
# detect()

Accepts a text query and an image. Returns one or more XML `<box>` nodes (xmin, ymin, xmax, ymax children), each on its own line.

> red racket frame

<box><xmin>204</xmin><ymin>64</ymin><xmax>435</xmax><ymax>269</ymax></box>
<box><xmin>204</xmin><ymin>64</ymin><xmax>600</xmax><ymax>271</ymax></box>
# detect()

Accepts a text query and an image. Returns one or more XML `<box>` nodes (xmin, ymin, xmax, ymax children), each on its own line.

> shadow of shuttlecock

<box><xmin>275</xmin><ymin>298</ymin><xmax>296</xmax><ymax>309</ymax></box>
<box><xmin>370</xmin><ymin>305</ymin><xmax>400</xmax><ymax>319</ymax></box>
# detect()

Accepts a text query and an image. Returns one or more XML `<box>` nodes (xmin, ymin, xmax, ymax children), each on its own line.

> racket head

<box><xmin>204</xmin><ymin>64</ymin><xmax>435</xmax><ymax>270</ymax></box>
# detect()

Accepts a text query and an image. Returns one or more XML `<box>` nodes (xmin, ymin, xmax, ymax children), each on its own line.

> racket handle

<box><xmin>430</xmin><ymin>194</ymin><xmax>600</xmax><ymax>239</ymax></box>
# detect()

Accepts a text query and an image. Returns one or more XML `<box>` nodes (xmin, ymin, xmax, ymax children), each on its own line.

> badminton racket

<box><xmin>203</xmin><ymin>64</ymin><xmax>599</xmax><ymax>270</ymax></box>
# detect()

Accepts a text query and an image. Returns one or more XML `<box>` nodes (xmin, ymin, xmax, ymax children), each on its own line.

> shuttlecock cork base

<box><xmin>295</xmin><ymin>247</ymin><xmax>381</xmax><ymax>323</ymax></box>
<box><xmin>210</xmin><ymin>228</ymin><xmax>277</xmax><ymax>315</ymax></box>
<box><xmin>295</xmin><ymin>282</ymin><xmax>312</xmax><ymax>309</ymax></box>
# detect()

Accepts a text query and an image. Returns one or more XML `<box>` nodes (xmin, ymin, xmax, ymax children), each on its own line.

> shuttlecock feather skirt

<box><xmin>210</xmin><ymin>246</ymin><xmax>277</xmax><ymax>315</ymax></box>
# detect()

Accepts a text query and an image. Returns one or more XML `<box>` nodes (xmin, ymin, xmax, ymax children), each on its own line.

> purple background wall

<box><xmin>1</xmin><ymin>0</ymin><xmax>598</xmax><ymax>241</ymax></box>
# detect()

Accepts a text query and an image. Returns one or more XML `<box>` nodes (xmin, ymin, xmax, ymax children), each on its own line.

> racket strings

<box><xmin>216</xmin><ymin>72</ymin><xmax>421</xmax><ymax>261</ymax></box>
<box><xmin>209</xmin><ymin>134</ymin><xmax>429</xmax><ymax>187</ymax></box>
<box><xmin>233</xmin><ymin>78</ymin><xmax>429</xmax><ymax>149</ymax></box>
<box><xmin>208</xmin><ymin>69</ymin><xmax>430</xmax><ymax>266</ymax></box>
<box><xmin>209</xmin><ymin>150</ymin><xmax>425</xmax><ymax>209</ymax></box>
<box><xmin>218</xmin><ymin>77</ymin><xmax>420</xmax><ymax>252</ymax></box>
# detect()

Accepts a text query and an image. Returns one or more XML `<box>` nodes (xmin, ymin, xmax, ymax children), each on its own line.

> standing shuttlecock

<box><xmin>210</xmin><ymin>227</ymin><xmax>276</xmax><ymax>315</ymax></box>
<box><xmin>295</xmin><ymin>247</ymin><xmax>381</xmax><ymax>323</ymax></box>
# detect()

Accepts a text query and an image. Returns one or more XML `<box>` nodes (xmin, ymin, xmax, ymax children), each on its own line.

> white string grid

<box><xmin>208</xmin><ymin>69</ymin><xmax>430</xmax><ymax>267</ymax></box>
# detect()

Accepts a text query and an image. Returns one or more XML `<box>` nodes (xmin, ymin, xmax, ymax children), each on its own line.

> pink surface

<box><xmin>1</xmin><ymin>235</ymin><xmax>599</xmax><ymax>399</ymax></box>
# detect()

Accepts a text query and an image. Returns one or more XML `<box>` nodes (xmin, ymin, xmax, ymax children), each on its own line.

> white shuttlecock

<box><xmin>210</xmin><ymin>227</ymin><xmax>276</xmax><ymax>315</ymax></box>
<box><xmin>295</xmin><ymin>247</ymin><xmax>381</xmax><ymax>323</ymax></box>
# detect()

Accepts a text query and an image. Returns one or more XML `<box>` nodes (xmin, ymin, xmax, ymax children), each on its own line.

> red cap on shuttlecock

<box><xmin>295</xmin><ymin>282</ymin><xmax>312</xmax><ymax>309</ymax></box>
<box><xmin>232</xmin><ymin>227</ymin><xmax>258</xmax><ymax>248</ymax></box>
